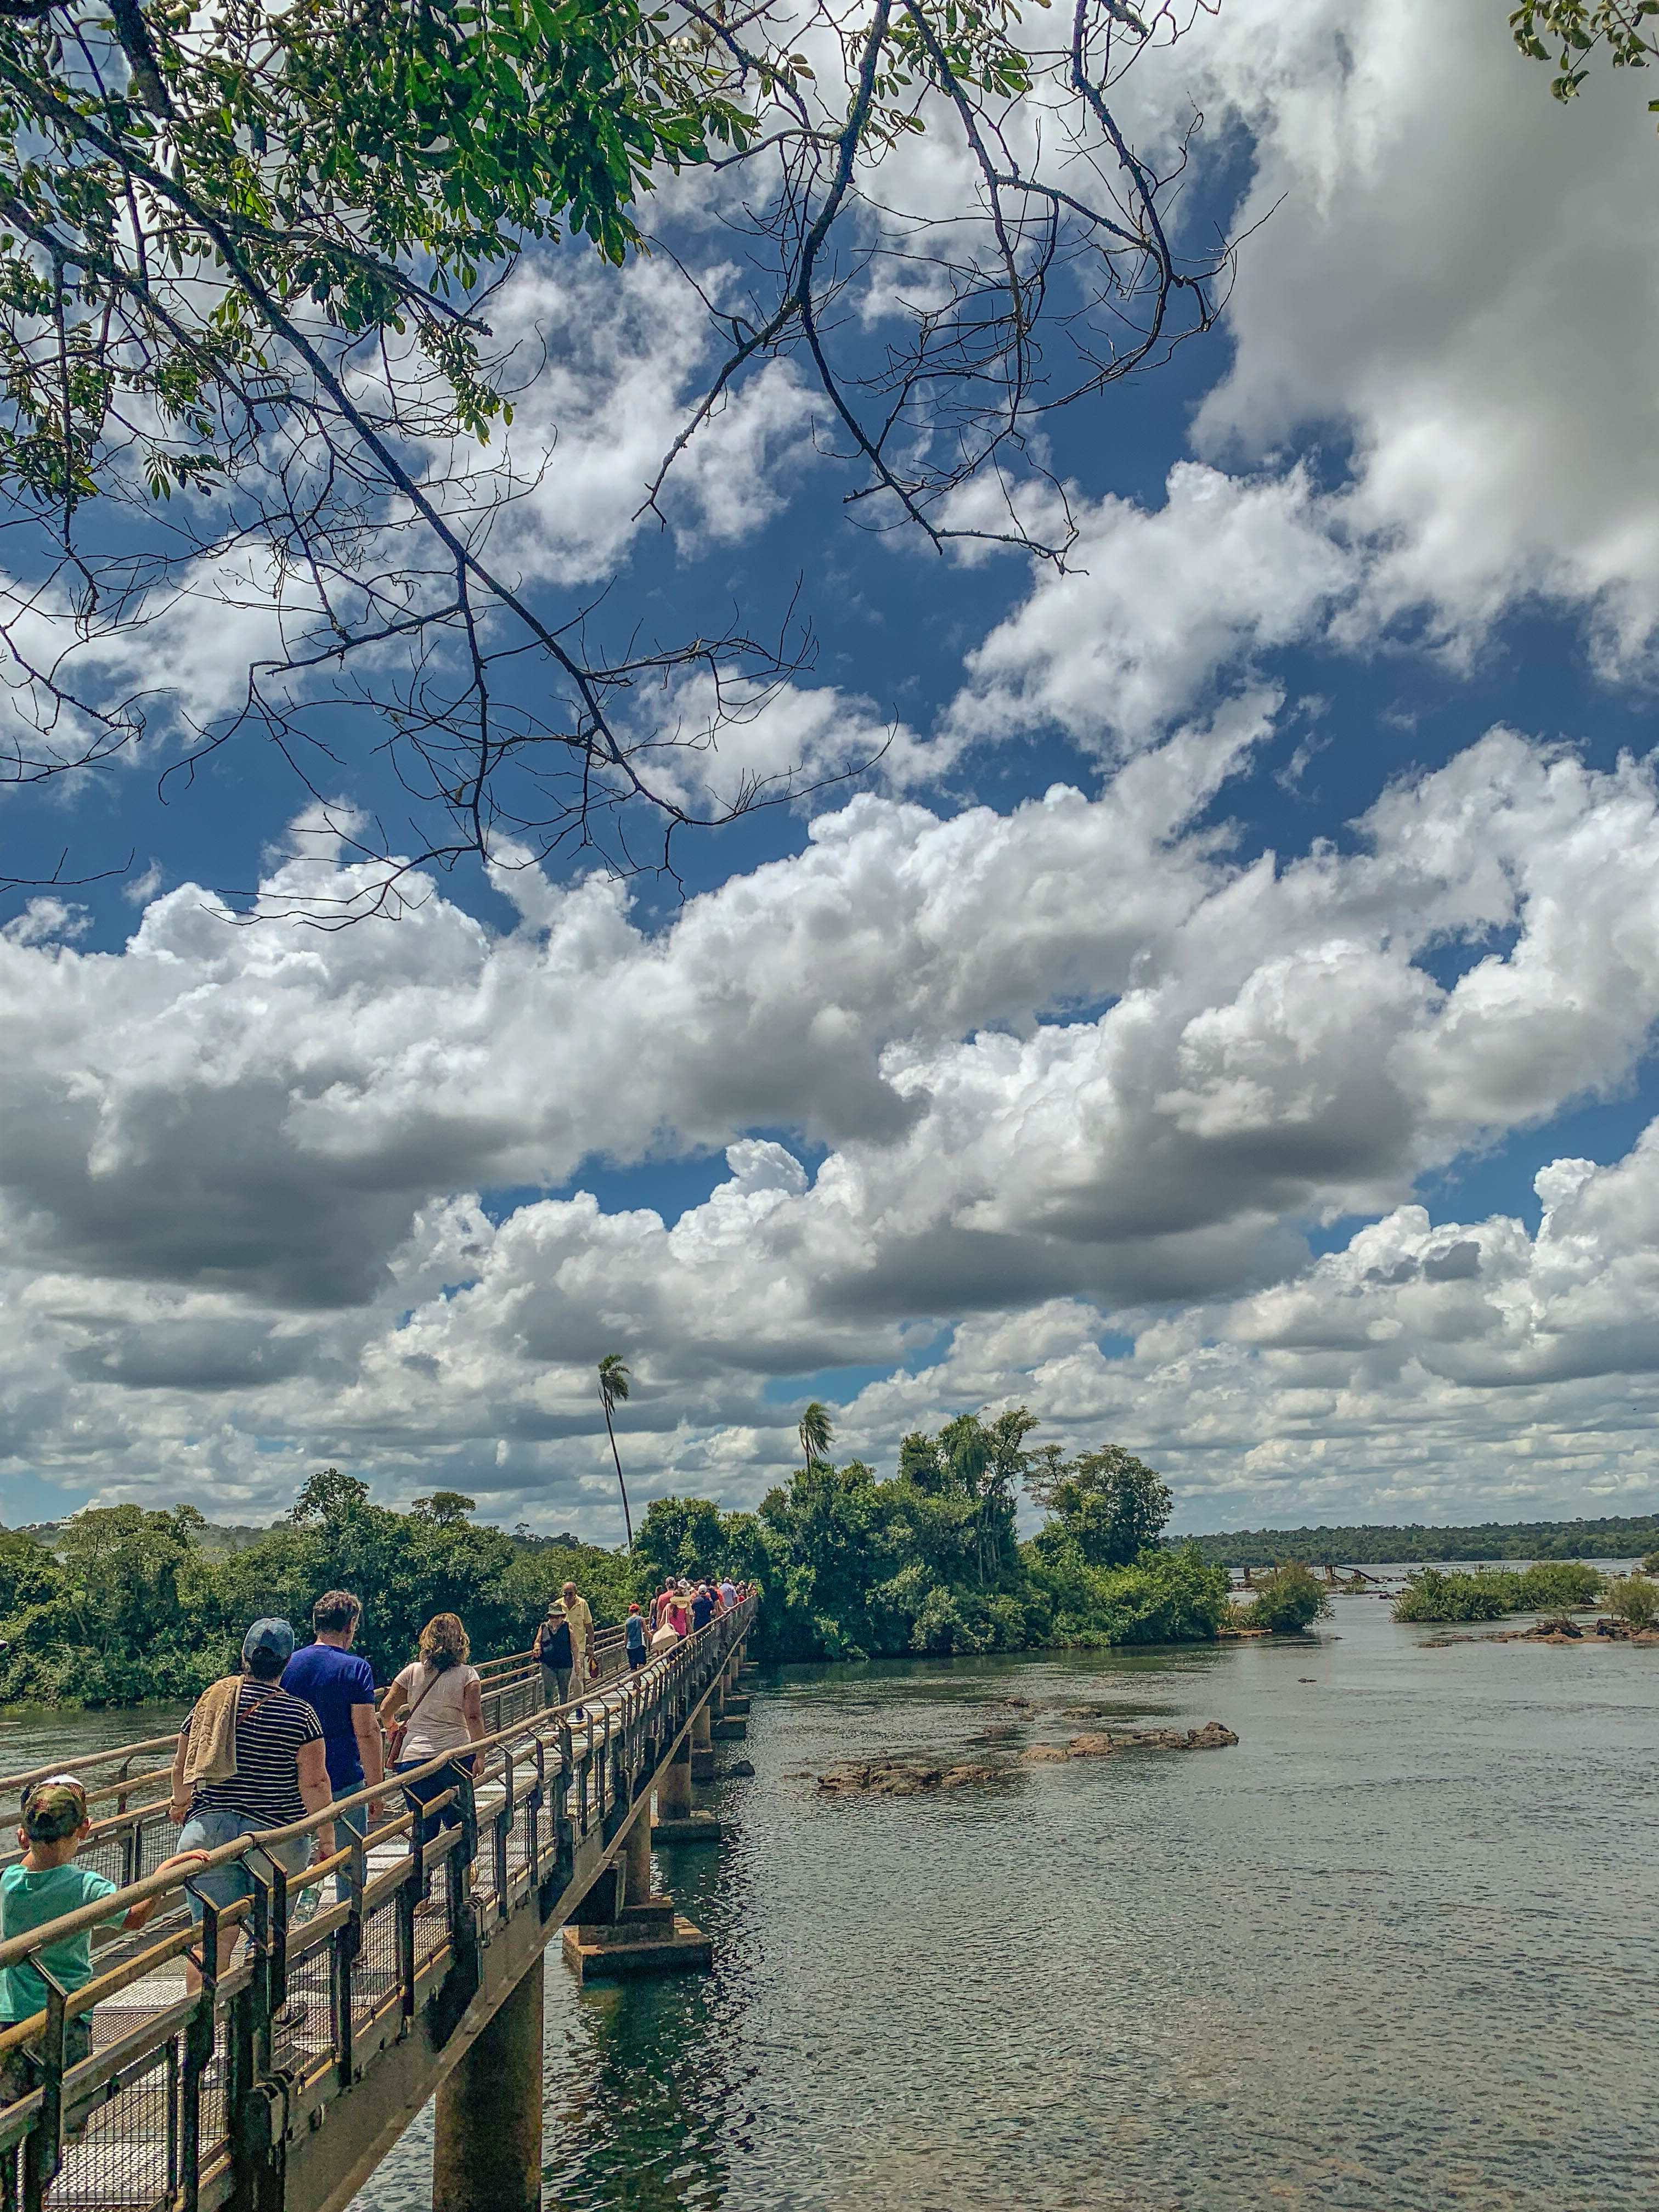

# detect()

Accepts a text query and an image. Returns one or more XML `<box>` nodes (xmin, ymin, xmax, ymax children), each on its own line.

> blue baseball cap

<box><xmin>244</xmin><ymin>1617</ymin><xmax>296</xmax><ymax>1666</ymax></box>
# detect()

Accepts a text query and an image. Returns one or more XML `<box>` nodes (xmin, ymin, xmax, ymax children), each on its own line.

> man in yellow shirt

<box><xmin>562</xmin><ymin>1581</ymin><xmax>595</xmax><ymax>1712</ymax></box>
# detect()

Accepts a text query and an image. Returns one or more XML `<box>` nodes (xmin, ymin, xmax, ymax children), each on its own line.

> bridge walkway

<box><xmin>0</xmin><ymin>1597</ymin><xmax>757</xmax><ymax>2212</ymax></box>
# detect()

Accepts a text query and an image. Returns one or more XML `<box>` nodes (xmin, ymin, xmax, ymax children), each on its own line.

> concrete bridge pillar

<box><xmin>624</xmin><ymin>1801</ymin><xmax>653</xmax><ymax>1904</ymax></box>
<box><xmin>432</xmin><ymin>1953</ymin><xmax>544</xmax><ymax>2212</ymax></box>
<box><xmin>658</xmin><ymin>1736</ymin><xmax>693</xmax><ymax>1819</ymax></box>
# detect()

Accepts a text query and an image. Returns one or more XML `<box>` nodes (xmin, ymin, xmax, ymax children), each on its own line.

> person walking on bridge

<box><xmin>562</xmin><ymin>1579</ymin><xmax>595</xmax><ymax>1688</ymax></box>
<box><xmin>380</xmin><ymin>1614</ymin><xmax>486</xmax><ymax>1906</ymax></box>
<box><xmin>170</xmin><ymin>1619</ymin><xmax>335</xmax><ymax>1984</ymax></box>
<box><xmin>283</xmin><ymin>1590</ymin><xmax>383</xmax><ymax>1898</ymax></box>
<box><xmin>533</xmin><ymin>1599</ymin><xmax>574</xmax><ymax>1707</ymax></box>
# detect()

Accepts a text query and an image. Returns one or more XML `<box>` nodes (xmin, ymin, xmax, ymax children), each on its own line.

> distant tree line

<box><xmin>1175</xmin><ymin>1515</ymin><xmax>1659</xmax><ymax>1569</ymax></box>
<box><xmin>0</xmin><ymin>1422</ymin><xmax>1249</xmax><ymax>1705</ymax></box>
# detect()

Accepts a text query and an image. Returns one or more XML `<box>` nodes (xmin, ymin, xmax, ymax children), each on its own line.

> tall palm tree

<box><xmin>597</xmin><ymin>1353</ymin><xmax>634</xmax><ymax>1549</ymax></box>
<box><xmin>798</xmin><ymin>1401</ymin><xmax>833</xmax><ymax>1473</ymax></box>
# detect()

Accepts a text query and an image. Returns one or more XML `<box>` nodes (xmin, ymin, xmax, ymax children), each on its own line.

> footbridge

<box><xmin>0</xmin><ymin>1596</ymin><xmax>758</xmax><ymax>2212</ymax></box>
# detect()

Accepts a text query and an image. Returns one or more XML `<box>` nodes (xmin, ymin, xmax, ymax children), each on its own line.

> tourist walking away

<box><xmin>719</xmin><ymin>1574</ymin><xmax>738</xmax><ymax>1610</ymax></box>
<box><xmin>0</xmin><ymin>1778</ymin><xmax>203</xmax><ymax>2130</ymax></box>
<box><xmin>650</xmin><ymin>1608</ymin><xmax>681</xmax><ymax>1655</ymax></box>
<box><xmin>170</xmin><ymin>1619</ymin><xmax>335</xmax><ymax>1984</ymax></box>
<box><xmin>625</xmin><ymin>1601</ymin><xmax>648</xmax><ymax>1671</ymax></box>
<box><xmin>380</xmin><ymin>1615</ymin><xmax>485</xmax><ymax>1905</ymax></box>
<box><xmin>690</xmin><ymin>1581</ymin><xmax>715</xmax><ymax>1633</ymax></box>
<box><xmin>534</xmin><ymin>1599</ymin><xmax>574</xmax><ymax>1706</ymax></box>
<box><xmin>562</xmin><ymin>1580</ymin><xmax>595</xmax><ymax>1707</ymax></box>
<box><xmin>282</xmin><ymin>1590</ymin><xmax>383</xmax><ymax>1898</ymax></box>
<box><xmin>653</xmin><ymin>1580</ymin><xmax>676</xmax><ymax>1630</ymax></box>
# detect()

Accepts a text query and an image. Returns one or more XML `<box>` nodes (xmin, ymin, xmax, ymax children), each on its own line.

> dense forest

<box><xmin>0</xmin><ymin>1423</ymin><xmax>1265</xmax><ymax>1705</ymax></box>
<box><xmin>1176</xmin><ymin>1515</ymin><xmax>1659</xmax><ymax>1567</ymax></box>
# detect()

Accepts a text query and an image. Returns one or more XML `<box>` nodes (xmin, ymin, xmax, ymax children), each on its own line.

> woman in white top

<box><xmin>379</xmin><ymin>1613</ymin><xmax>486</xmax><ymax>1871</ymax></box>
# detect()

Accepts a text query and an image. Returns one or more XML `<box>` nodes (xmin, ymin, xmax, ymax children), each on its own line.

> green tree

<box><xmin>410</xmin><ymin>1492</ymin><xmax>477</xmax><ymax>1527</ymax></box>
<box><xmin>635</xmin><ymin>1494</ymin><xmax>726</xmax><ymax>1588</ymax></box>
<box><xmin>1509</xmin><ymin>0</ymin><xmax>1658</xmax><ymax>120</ymax></box>
<box><xmin>1239</xmin><ymin>1561</ymin><xmax>1331</xmax><ymax>1636</ymax></box>
<box><xmin>797</xmin><ymin>1402</ymin><xmax>833</xmax><ymax>1473</ymax></box>
<box><xmin>597</xmin><ymin>1354</ymin><xmax>634</xmax><ymax>1550</ymax></box>
<box><xmin>1028</xmin><ymin>1444</ymin><xmax>1173</xmax><ymax>1569</ymax></box>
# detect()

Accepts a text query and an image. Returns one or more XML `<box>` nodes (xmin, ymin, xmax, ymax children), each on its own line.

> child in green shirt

<box><xmin>0</xmin><ymin>1776</ymin><xmax>205</xmax><ymax>2113</ymax></box>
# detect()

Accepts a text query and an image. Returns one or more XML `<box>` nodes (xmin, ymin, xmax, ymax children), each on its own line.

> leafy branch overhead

<box><xmin>1509</xmin><ymin>0</ymin><xmax>1659</xmax><ymax>115</ymax></box>
<box><xmin>0</xmin><ymin>0</ymin><xmax>1228</xmax><ymax>903</ymax></box>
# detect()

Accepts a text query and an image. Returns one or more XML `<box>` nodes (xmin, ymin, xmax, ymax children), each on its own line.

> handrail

<box><xmin>0</xmin><ymin>1645</ymin><xmax>552</xmax><ymax>1804</ymax></box>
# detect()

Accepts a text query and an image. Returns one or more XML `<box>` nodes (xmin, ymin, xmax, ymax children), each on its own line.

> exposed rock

<box><xmin>815</xmin><ymin>1758</ymin><xmax>1003</xmax><ymax>1796</ymax></box>
<box><xmin>727</xmin><ymin>1758</ymin><xmax>756</xmax><ymax>1776</ymax></box>
<box><xmin>1025</xmin><ymin>1722</ymin><xmax>1238</xmax><ymax>1762</ymax></box>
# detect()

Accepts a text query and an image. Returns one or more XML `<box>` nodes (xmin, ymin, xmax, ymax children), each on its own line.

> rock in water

<box><xmin>815</xmin><ymin>1757</ymin><xmax>1003</xmax><ymax>1796</ymax></box>
<box><xmin>1024</xmin><ymin>1722</ymin><xmax>1239</xmax><ymax>1762</ymax></box>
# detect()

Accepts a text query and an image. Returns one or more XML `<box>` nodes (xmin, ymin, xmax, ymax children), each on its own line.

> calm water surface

<box><xmin>353</xmin><ymin>1596</ymin><xmax>1658</xmax><ymax>2211</ymax></box>
<box><xmin>7</xmin><ymin>1605</ymin><xmax>1652</xmax><ymax>2210</ymax></box>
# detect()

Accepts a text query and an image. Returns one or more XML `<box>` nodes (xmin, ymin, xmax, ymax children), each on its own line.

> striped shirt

<box><xmin>182</xmin><ymin>1679</ymin><xmax>322</xmax><ymax>1826</ymax></box>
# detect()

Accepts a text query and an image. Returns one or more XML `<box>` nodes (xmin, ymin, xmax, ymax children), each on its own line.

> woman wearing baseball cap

<box><xmin>168</xmin><ymin>1619</ymin><xmax>336</xmax><ymax>1984</ymax></box>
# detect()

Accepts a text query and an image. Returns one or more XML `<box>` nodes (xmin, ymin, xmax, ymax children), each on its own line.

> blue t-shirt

<box><xmin>0</xmin><ymin>1863</ymin><xmax>121</xmax><ymax>2023</ymax></box>
<box><xmin>282</xmin><ymin>1643</ymin><xmax>377</xmax><ymax>1792</ymax></box>
<box><xmin>625</xmin><ymin>1614</ymin><xmax>647</xmax><ymax>1656</ymax></box>
<box><xmin>690</xmin><ymin>1592</ymin><xmax>715</xmax><ymax>1632</ymax></box>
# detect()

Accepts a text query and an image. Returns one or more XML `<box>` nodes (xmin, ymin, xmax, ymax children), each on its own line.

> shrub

<box><xmin>1642</xmin><ymin>1552</ymin><xmax>1659</xmax><ymax>1577</ymax></box>
<box><xmin>1392</xmin><ymin>1567</ymin><xmax>1517</xmax><ymax>1623</ymax></box>
<box><xmin>1606</xmin><ymin>1575</ymin><xmax>1659</xmax><ymax>1633</ymax></box>
<box><xmin>1240</xmin><ymin>1561</ymin><xmax>1332</xmax><ymax>1634</ymax></box>
<box><xmin>1512</xmin><ymin>1561</ymin><xmax>1604</xmax><ymax>1612</ymax></box>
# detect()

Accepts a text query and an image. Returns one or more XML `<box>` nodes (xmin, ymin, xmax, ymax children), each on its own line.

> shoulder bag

<box><xmin>383</xmin><ymin>1663</ymin><xmax>441</xmax><ymax>1768</ymax></box>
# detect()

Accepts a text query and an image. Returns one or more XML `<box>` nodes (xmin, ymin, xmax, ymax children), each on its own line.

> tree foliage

<box><xmin>0</xmin><ymin>0</ymin><xmax>1228</xmax><ymax>901</ymax></box>
<box><xmin>0</xmin><ymin>1425</ymin><xmax>1222</xmax><ymax>1702</ymax></box>
<box><xmin>1236</xmin><ymin>1560</ymin><xmax>1330</xmax><ymax>1635</ymax></box>
<box><xmin>1026</xmin><ymin>1441</ymin><xmax>1171</xmax><ymax>1568</ymax></box>
<box><xmin>0</xmin><ymin>1475</ymin><xmax>634</xmax><ymax>1702</ymax></box>
<box><xmin>1509</xmin><ymin>0</ymin><xmax>1658</xmax><ymax>117</ymax></box>
<box><xmin>1391</xmin><ymin>1560</ymin><xmax>1606</xmax><ymax>1623</ymax></box>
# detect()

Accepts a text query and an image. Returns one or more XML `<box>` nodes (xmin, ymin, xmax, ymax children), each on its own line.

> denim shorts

<box><xmin>176</xmin><ymin>1806</ymin><xmax>313</xmax><ymax>1919</ymax></box>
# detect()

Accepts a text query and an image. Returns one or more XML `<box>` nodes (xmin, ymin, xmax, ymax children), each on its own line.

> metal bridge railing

<box><xmin>0</xmin><ymin>1599</ymin><xmax>753</xmax><ymax>2212</ymax></box>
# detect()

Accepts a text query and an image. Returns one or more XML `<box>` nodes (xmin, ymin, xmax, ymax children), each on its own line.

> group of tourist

<box><xmin>641</xmin><ymin>1574</ymin><xmax>747</xmax><ymax>1656</ymax></box>
<box><xmin>2</xmin><ymin>1568</ymin><xmax>751</xmax><ymax>2088</ymax></box>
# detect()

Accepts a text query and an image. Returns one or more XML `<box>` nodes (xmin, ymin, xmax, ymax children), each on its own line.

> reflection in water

<box><xmin>38</xmin><ymin>1611</ymin><xmax>1654</xmax><ymax>2212</ymax></box>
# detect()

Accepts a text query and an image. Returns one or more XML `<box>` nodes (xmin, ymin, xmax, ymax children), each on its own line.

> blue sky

<box><xmin>3</xmin><ymin>0</ymin><xmax>1658</xmax><ymax>1538</ymax></box>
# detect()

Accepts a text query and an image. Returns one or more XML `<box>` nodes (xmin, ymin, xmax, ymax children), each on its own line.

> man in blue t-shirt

<box><xmin>282</xmin><ymin>1590</ymin><xmax>383</xmax><ymax>1894</ymax></box>
<box><xmin>690</xmin><ymin>1583</ymin><xmax>716</xmax><ymax>1633</ymax></box>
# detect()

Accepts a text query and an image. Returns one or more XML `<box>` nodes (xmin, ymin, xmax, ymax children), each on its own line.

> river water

<box><xmin>368</xmin><ymin>1590</ymin><xmax>1658</xmax><ymax>2212</ymax></box>
<box><xmin>5</xmin><ymin>1595</ymin><xmax>1654</xmax><ymax>2210</ymax></box>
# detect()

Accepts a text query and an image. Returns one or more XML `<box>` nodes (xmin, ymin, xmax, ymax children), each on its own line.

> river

<box><xmin>6</xmin><ymin>1593</ymin><xmax>1655</xmax><ymax>2209</ymax></box>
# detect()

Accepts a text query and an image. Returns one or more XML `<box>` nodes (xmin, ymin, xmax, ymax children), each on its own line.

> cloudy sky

<box><xmin>3</xmin><ymin>0</ymin><xmax>1658</xmax><ymax>1539</ymax></box>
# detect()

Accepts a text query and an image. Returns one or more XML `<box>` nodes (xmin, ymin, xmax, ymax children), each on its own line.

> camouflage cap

<box><xmin>21</xmin><ymin>1774</ymin><xmax>89</xmax><ymax>1842</ymax></box>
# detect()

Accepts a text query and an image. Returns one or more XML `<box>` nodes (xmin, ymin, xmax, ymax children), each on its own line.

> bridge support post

<box><xmin>691</xmin><ymin>1697</ymin><xmax>715</xmax><ymax>1782</ymax></box>
<box><xmin>624</xmin><ymin>1803</ymin><xmax>652</xmax><ymax>1904</ymax></box>
<box><xmin>432</xmin><ymin>1953</ymin><xmax>544</xmax><ymax>2212</ymax></box>
<box><xmin>659</xmin><ymin>1737</ymin><xmax>692</xmax><ymax>1818</ymax></box>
